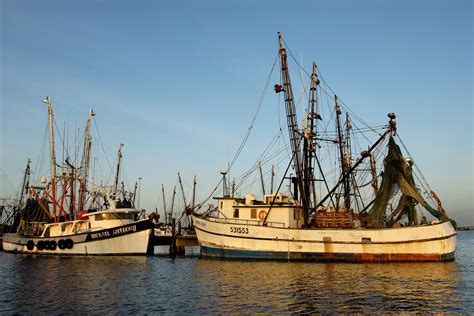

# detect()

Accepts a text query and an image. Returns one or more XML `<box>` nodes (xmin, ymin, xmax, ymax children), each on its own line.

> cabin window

<box><xmin>233</xmin><ymin>209</ymin><xmax>239</xmax><ymax>218</ymax></box>
<box><xmin>220</xmin><ymin>202</ymin><xmax>223</xmax><ymax>209</ymax></box>
<box><xmin>251</xmin><ymin>208</ymin><xmax>257</xmax><ymax>219</ymax></box>
<box><xmin>95</xmin><ymin>213</ymin><xmax>135</xmax><ymax>221</ymax></box>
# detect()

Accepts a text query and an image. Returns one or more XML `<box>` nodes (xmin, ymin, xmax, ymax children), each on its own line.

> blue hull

<box><xmin>200</xmin><ymin>246</ymin><xmax>455</xmax><ymax>262</ymax></box>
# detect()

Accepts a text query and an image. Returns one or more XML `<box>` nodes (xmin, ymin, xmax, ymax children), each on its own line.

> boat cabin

<box><xmin>215</xmin><ymin>193</ymin><xmax>304</xmax><ymax>229</ymax></box>
<box><xmin>41</xmin><ymin>208</ymin><xmax>140</xmax><ymax>237</ymax></box>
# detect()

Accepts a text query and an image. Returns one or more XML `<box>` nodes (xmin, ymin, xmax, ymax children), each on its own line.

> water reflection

<box><xmin>193</xmin><ymin>259</ymin><xmax>463</xmax><ymax>313</ymax></box>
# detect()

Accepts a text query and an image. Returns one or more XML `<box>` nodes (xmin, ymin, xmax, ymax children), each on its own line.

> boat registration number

<box><xmin>230</xmin><ymin>226</ymin><xmax>249</xmax><ymax>234</ymax></box>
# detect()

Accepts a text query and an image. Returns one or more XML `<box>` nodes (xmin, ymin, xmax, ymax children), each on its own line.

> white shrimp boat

<box><xmin>3</xmin><ymin>206</ymin><xmax>153</xmax><ymax>255</ymax></box>
<box><xmin>192</xmin><ymin>33</ymin><xmax>456</xmax><ymax>262</ymax></box>
<box><xmin>2</xmin><ymin>97</ymin><xmax>153</xmax><ymax>255</ymax></box>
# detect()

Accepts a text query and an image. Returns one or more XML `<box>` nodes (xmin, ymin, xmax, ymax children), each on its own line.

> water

<box><xmin>1</xmin><ymin>231</ymin><xmax>473</xmax><ymax>314</ymax></box>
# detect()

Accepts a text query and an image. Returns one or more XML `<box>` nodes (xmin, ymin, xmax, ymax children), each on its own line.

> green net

<box><xmin>362</xmin><ymin>136</ymin><xmax>449</xmax><ymax>227</ymax></box>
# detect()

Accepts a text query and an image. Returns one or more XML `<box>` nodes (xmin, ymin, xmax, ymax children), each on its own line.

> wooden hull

<box><xmin>192</xmin><ymin>216</ymin><xmax>456</xmax><ymax>262</ymax></box>
<box><xmin>2</xmin><ymin>219</ymin><xmax>153</xmax><ymax>256</ymax></box>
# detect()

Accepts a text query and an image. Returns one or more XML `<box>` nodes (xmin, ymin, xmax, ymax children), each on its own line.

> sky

<box><xmin>1</xmin><ymin>0</ymin><xmax>472</xmax><ymax>225</ymax></box>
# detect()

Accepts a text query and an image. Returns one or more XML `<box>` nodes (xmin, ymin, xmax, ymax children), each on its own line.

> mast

<box><xmin>305</xmin><ymin>61</ymin><xmax>320</xmax><ymax>208</ymax></box>
<box><xmin>335</xmin><ymin>96</ymin><xmax>350</xmax><ymax>210</ymax></box>
<box><xmin>258</xmin><ymin>161</ymin><xmax>266</xmax><ymax>196</ymax></box>
<box><xmin>270</xmin><ymin>165</ymin><xmax>275</xmax><ymax>194</ymax></box>
<box><xmin>79</xmin><ymin>109</ymin><xmax>95</xmax><ymax>210</ymax></box>
<box><xmin>344</xmin><ymin>112</ymin><xmax>352</xmax><ymax>210</ymax></box>
<box><xmin>276</xmin><ymin>32</ymin><xmax>310</xmax><ymax>225</ymax></box>
<box><xmin>192</xmin><ymin>175</ymin><xmax>196</xmax><ymax>211</ymax></box>
<box><xmin>161</xmin><ymin>184</ymin><xmax>167</xmax><ymax>223</ymax></box>
<box><xmin>42</xmin><ymin>96</ymin><xmax>57</xmax><ymax>220</ymax></box>
<box><xmin>170</xmin><ymin>186</ymin><xmax>176</xmax><ymax>224</ymax></box>
<box><xmin>114</xmin><ymin>144</ymin><xmax>124</xmax><ymax>192</ymax></box>
<box><xmin>178</xmin><ymin>172</ymin><xmax>188</xmax><ymax>207</ymax></box>
<box><xmin>19</xmin><ymin>159</ymin><xmax>31</xmax><ymax>206</ymax></box>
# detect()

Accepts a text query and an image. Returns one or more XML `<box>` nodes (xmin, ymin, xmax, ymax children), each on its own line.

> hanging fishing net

<box><xmin>362</xmin><ymin>136</ymin><xmax>449</xmax><ymax>228</ymax></box>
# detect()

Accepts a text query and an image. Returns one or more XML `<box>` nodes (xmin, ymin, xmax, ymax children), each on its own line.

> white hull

<box><xmin>2</xmin><ymin>219</ymin><xmax>153</xmax><ymax>255</ymax></box>
<box><xmin>192</xmin><ymin>215</ymin><xmax>456</xmax><ymax>262</ymax></box>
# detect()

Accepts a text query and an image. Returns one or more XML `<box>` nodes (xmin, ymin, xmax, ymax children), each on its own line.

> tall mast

<box><xmin>42</xmin><ymin>96</ymin><xmax>57</xmax><ymax>219</ymax></box>
<box><xmin>114</xmin><ymin>144</ymin><xmax>124</xmax><ymax>192</ymax></box>
<box><xmin>335</xmin><ymin>96</ymin><xmax>350</xmax><ymax>210</ymax></box>
<box><xmin>305</xmin><ymin>61</ymin><xmax>320</xmax><ymax>208</ymax></box>
<box><xmin>258</xmin><ymin>161</ymin><xmax>266</xmax><ymax>197</ymax></box>
<box><xmin>79</xmin><ymin>109</ymin><xmax>95</xmax><ymax>210</ymax></box>
<box><xmin>276</xmin><ymin>32</ymin><xmax>309</xmax><ymax>225</ymax></box>
<box><xmin>161</xmin><ymin>184</ymin><xmax>167</xmax><ymax>223</ymax></box>
<box><xmin>345</xmin><ymin>112</ymin><xmax>353</xmax><ymax>210</ymax></box>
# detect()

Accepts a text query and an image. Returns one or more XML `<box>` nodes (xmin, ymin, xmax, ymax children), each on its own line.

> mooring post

<box><xmin>170</xmin><ymin>218</ymin><xmax>177</xmax><ymax>258</ymax></box>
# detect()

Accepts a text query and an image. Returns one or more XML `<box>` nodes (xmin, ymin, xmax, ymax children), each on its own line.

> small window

<box><xmin>220</xmin><ymin>202</ymin><xmax>223</xmax><ymax>209</ymax></box>
<box><xmin>233</xmin><ymin>208</ymin><xmax>239</xmax><ymax>218</ymax></box>
<box><xmin>362</xmin><ymin>237</ymin><xmax>371</xmax><ymax>243</ymax></box>
<box><xmin>251</xmin><ymin>209</ymin><xmax>257</xmax><ymax>219</ymax></box>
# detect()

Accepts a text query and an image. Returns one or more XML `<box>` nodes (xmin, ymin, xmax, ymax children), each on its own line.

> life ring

<box><xmin>258</xmin><ymin>210</ymin><xmax>267</xmax><ymax>221</ymax></box>
<box><xmin>58</xmin><ymin>239</ymin><xmax>65</xmax><ymax>250</ymax></box>
<box><xmin>37</xmin><ymin>240</ymin><xmax>45</xmax><ymax>251</ymax></box>
<box><xmin>49</xmin><ymin>240</ymin><xmax>57</xmax><ymax>251</ymax></box>
<box><xmin>26</xmin><ymin>240</ymin><xmax>35</xmax><ymax>251</ymax></box>
<box><xmin>65</xmin><ymin>239</ymin><xmax>74</xmax><ymax>249</ymax></box>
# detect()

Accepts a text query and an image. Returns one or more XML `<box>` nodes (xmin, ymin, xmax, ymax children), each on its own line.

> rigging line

<box><xmin>197</xmin><ymin>53</ymin><xmax>280</xmax><ymax>212</ymax></box>
<box><xmin>34</xmin><ymin>120</ymin><xmax>49</xmax><ymax>179</ymax></box>
<box><xmin>92</xmin><ymin>117</ymin><xmax>114</xmax><ymax>176</ymax></box>
<box><xmin>226</xmin><ymin>51</ymin><xmax>280</xmax><ymax>173</ymax></box>
<box><xmin>52</xmin><ymin>118</ymin><xmax>68</xmax><ymax>160</ymax></box>
<box><xmin>234</xmin><ymin>141</ymin><xmax>286</xmax><ymax>185</ymax></box>
<box><xmin>316</xmin><ymin>71</ymin><xmax>380</xmax><ymax>134</ymax></box>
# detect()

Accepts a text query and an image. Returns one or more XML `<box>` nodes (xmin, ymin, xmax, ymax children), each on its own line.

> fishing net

<box><xmin>362</xmin><ymin>137</ymin><xmax>449</xmax><ymax>227</ymax></box>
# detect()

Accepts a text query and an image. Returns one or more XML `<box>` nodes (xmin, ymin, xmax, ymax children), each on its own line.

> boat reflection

<box><xmin>194</xmin><ymin>259</ymin><xmax>463</xmax><ymax>313</ymax></box>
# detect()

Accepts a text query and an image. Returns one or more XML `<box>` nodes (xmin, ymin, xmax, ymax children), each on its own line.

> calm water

<box><xmin>0</xmin><ymin>231</ymin><xmax>473</xmax><ymax>314</ymax></box>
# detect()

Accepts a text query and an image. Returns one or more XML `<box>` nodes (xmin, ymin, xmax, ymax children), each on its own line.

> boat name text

<box><xmin>90</xmin><ymin>225</ymin><xmax>137</xmax><ymax>240</ymax></box>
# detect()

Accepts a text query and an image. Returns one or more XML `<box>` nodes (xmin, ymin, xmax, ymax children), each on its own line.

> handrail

<box><xmin>206</xmin><ymin>216</ymin><xmax>286</xmax><ymax>228</ymax></box>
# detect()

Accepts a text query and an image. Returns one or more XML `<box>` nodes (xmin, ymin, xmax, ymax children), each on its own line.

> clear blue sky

<box><xmin>1</xmin><ymin>0</ymin><xmax>472</xmax><ymax>224</ymax></box>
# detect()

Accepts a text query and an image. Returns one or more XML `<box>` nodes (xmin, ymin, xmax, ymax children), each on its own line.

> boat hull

<box><xmin>2</xmin><ymin>219</ymin><xmax>153</xmax><ymax>256</ymax></box>
<box><xmin>192</xmin><ymin>216</ymin><xmax>456</xmax><ymax>262</ymax></box>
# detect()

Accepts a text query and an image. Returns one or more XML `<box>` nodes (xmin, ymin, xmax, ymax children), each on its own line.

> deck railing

<box><xmin>206</xmin><ymin>216</ymin><xmax>286</xmax><ymax>228</ymax></box>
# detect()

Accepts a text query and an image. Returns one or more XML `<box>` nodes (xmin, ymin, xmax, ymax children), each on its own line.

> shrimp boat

<box><xmin>2</xmin><ymin>97</ymin><xmax>153</xmax><ymax>255</ymax></box>
<box><xmin>192</xmin><ymin>33</ymin><xmax>456</xmax><ymax>262</ymax></box>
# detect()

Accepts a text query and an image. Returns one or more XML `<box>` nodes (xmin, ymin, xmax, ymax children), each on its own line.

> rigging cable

<box><xmin>197</xmin><ymin>52</ymin><xmax>280</xmax><ymax>211</ymax></box>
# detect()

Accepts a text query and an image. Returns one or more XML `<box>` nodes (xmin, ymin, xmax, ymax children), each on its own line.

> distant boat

<box><xmin>2</xmin><ymin>97</ymin><xmax>153</xmax><ymax>255</ymax></box>
<box><xmin>192</xmin><ymin>33</ymin><xmax>456</xmax><ymax>262</ymax></box>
